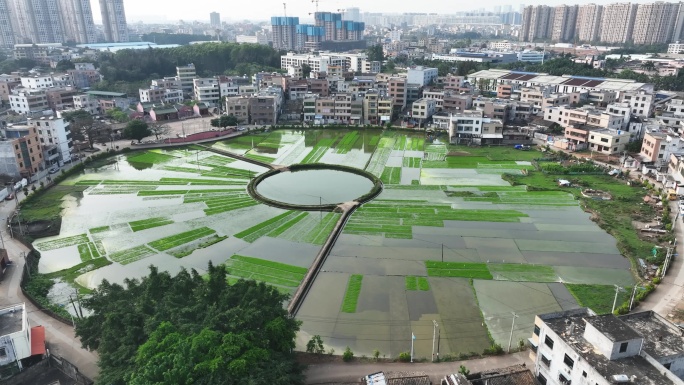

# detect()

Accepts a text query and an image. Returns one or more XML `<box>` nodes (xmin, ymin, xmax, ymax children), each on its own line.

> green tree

<box><xmin>210</xmin><ymin>115</ymin><xmax>239</xmax><ymax>128</ymax></box>
<box><xmin>75</xmin><ymin>264</ymin><xmax>303</xmax><ymax>385</ymax></box>
<box><xmin>342</xmin><ymin>346</ymin><xmax>354</xmax><ymax>362</ymax></box>
<box><xmin>366</xmin><ymin>44</ymin><xmax>384</xmax><ymax>62</ymax></box>
<box><xmin>148</xmin><ymin>121</ymin><xmax>171</xmax><ymax>140</ymax></box>
<box><xmin>301</xmin><ymin>63</ymin><xmax>312</xmax><ymax>79</ymax></box>
<box><xmin>105</xmin><ymin>107</ymin><xmax>130</xmax><ymax>123</ymax></box>
<box><xmin>124</xmin><ymin>120</ymin><xmax>151</xmax><ymax>143</ymax></box>
<box><xmin>55</xmin><ymin>60</ymin><xmax>75</xmax><ymax>71</ymax></box>
<box><xmin>64</xmin><ymin>110</ymin><xmax>110</xmax><ymax>150</ymax></box>
<box><xmin>306</xmin><ymin>335</ymin><xmax>325</xmax><ymax>354</ymax></box>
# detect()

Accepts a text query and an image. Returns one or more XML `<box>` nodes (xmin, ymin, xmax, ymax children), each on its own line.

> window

<box><xmin>541</xmin><ymin>354</ymin><xmax>551</xmax><ymax>367</ymax></box>
<box><xmin>619</xmin><ymin>342</ymin><xmax>628</xmax><ymax>353</ymax></box>
<box><xmin>563</xmin><ymin>353</ymin><xmax>575</xmax><ymax>368</ymax></box>
<box><xmin>534</xmin><ymin>325</ymin><xmax>540</xmax><ymax>336</ymax></box>
<box><xmin>544</xmin><ymin>336</ymin><xmax>554</xmax><ymax>349</ymax></box>
<box><xmin>537</xmin><ymin>373</ymin><xmax>547</xmax><ymax>385</ymax></box>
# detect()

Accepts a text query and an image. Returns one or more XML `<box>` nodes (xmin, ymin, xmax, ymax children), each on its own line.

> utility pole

<box><xmin>410</xmin><ymin>332</ymin><xmax>415</xmax><ymax>363</ymax></box>
<box><xmin>441</xmin><ymin>243</ymin><xmax>444</xmax><ymax>263</ymax></box>
<box><xmin>611</xmin><ymin>285</ymin><xmax>622</xmax><ymax>314</ymax></box>
<box><xmin>662</xmin><ymin>246</ymin><xmax>674</xmax><ymax>278</ymax></box>
<box><xmin>432</xmin><ymin>320</ymin><xmax>439</xmax><ymax>362</ymax></box>
<box><xmin>629</xmin><ymin>285</ymin><xmax>638</xmax><ymax>311</ymax></box>
<box><xmin>507</xmin><ymin>312</ymin><xmax>519</xmax><ymax>353</ymax></box>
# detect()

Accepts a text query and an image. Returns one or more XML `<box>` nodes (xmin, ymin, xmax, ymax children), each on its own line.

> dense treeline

<box><xmin>76</xmin><ymin>264</ymin><xmax>303</xmax><ymax>385</ymax></box>
<box><xmin>95</xmin><ymin>43</ymin><xmax>283</xmax><ymax>82</ymax></box>
<box><xmin>141</xmin><ymin>32</ymin><xmax>213</xmax><ymax>45</ymax></box>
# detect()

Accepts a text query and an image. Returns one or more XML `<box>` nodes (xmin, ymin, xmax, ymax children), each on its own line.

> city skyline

<box><xmin>90</xmin><ymin>0</ymin><xmax>681</xmax><ymax>23</ymax></box>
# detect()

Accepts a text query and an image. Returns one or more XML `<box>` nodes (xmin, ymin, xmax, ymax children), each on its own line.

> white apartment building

<box><xmin>193</xmin><ymin>78</ymin><xmax>220</xmax><ymax>107</ymax></box>
<box><xmin>407</xmin><ymin>66</ymin><xmax>439</xmax><ymax>86</ymax></box>
<box><xmin>545</xmin><ymin>105</ymin><xmax>624</xmax><ymax>130</ymax></box>
<box><xmin>621</xmin><ymin>90</ymin><xmax>654</xmax><ymax>117</ymax></box>
<box><xmin>588</xmin><ymin>128</ymin><xmax>630</xmax><ymax>154</ymax></box>
<box><xmin>446</xmin><ymin>110</ymin><xmax>504</xmax><ymax>145</ymax></box>
<box><xmin>0</xmin><ymin>304</ymin><xmax>32</xmax><ymax>372</ymax></box>
<box><xmin>9</xmin><ymin>88</ymin><xmax>49</xmax><ymax>115</ymax></box>
<box><xmin>606</xmin><ymin>102</ymin><xmax>631</xmax><ymax>129</ymax></box>
<box><xmin>151</xmin><ymin>77</ymin><xmax>181</xmax><ymax>89</ymax></box>
<box><xmin>489</xmin><ymin>40</ymin><xmax>513</xmax><ymax>51</ymax></box>
<box><xmin>640</xmin><ymin>129</ymin><xmax>684</xmax><ymax>166</ymax></box>
<box><xmin>422</xmin><ymin>90</ymin><xmax>446</xmax><ymax>110</ymax></box>
<box><xmin>51</xmin><ymin>74</ymin><xmax>74</xmax><ymax>88</ymax></box>
<box><xmin>664</xmin><ymin>99</ymin><xmax>684</xmax><ymax>117</ymax></box>
<box><xmin>362</xmin><ymin>60</ymin><xmax>381</xmax><ymax>74</ymax></box>
<box><xmin>412</xmin><ymin>98</ymin><xmax>437</xmax><ymax>120</ymax></box>
<box><xmin>176</xmin><ymin>64</ymin><xmax>197</xmax><ymax>95</ymax></box>
<box><xmin>28</xmin><ymin>116</ymin><xmax>72</xmax><ymax>165</ymax></box>
<box><xmin>72</xmin><ymin>94</ymin><xmax>99</xmax><ymax>115</ymax></box>
<box><xmin>280</xmin><ymin>52</ymin><xmax>348</xmax><ymax>73</ymax></box>
<box><xmin>530</xmin><ymin>308</ymin><xmax>684</xmax><ymax>385</ymax></box>
<box><xmin>139</xmin><ymin>87</ymin><xmax>182</xmax><ymax>104</ymax></box>
<box><xmin>219</xmin><ymin>81</ymin><xmax>239</xmax><ymax>97</ymax></box>
<box><xmin>20</xmin><ymin>76</ymin><xmax>54</xmax><ymax>89</ymax></box>
<box><xmin>669</xmin><ymin>42</ymin><xmax>684</xmax><ymax>54</ymax></box>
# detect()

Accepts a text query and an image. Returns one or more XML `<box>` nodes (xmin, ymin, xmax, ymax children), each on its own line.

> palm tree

<box><xmin>641</xmin><ymin>61</ymin><xmax>656</xmax><ymax>72</ymax></box>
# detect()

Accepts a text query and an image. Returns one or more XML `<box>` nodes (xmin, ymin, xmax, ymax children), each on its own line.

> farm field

<box><xmin>30</xmin><ymin>128</ymin><xmax>637</xmax><ymax>359</ymax></box>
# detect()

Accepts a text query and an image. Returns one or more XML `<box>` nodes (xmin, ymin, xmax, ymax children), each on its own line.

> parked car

<box><xmin>48</xmin><ymin>166</ymin><xmax>59</xmax><ymax>174</ymax></box>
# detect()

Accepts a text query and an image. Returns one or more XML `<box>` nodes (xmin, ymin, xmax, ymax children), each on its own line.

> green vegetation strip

<box><xmin>44</xmin><ymin>257</ymin><xmax>112</xmax><ymax>290</ymax></box>
<box><xmin>148</xmin><ymin>227</ymin><xmax>216</xmax><ymax>251</ymax></box>
<box><xmin>380</xmin><ymin>167</ymin><xmax>402</xmax><ymax>184</ymax></box>
<box><xmin>489</xmin><ymin>264</ymin><xmax>558</xmax><ymax>282</ymax></box>
<box><xmin>402</xmin><ymin>157</ymin><xmax>421</xmax><ymax>168</ymax></box>
<box><xmin>341</xmin><ymin>275</ymin><xmax>363</xmax><ymax>313</ymax></box>
<box><xmin>109</xmin><ymin>245</ymin><xmax>157</xmax><ymax>265</ymax></box>
<box><xmin>244</xmin><ymin>153</ymin><xmax>276</xmax><ymax>163</ymax></box>
<box><xmin>127</xmin><ymin>151</ymin><xmax>177</xmax><ymax>165</ymax></box>
<box><xmin>225</xmin><ymin>255</ymin><xmax>307</xmax><ymax>287</ymax></box>
<box><xmin>426</xmin><ymin>261</ymin><xmax>494</xmax><ymax>279</ymax></box>
<box><xmin>77</xmin><ymin>242</ymin><xmax>103</xmax><ymax>262</ymax></box>
<box><xmin>301</xmin><ymin>138</ymin><xmax>335</xmax><ymax>164</ymax></box>
<box><xmin>89</xmin><ymin>226</ymin><xmax>110</xmax><ymax>234</ymax></box>
<box><xmin>566</xmin><ymin>284</ymin><xmax>632</xmax><ymax>315</ymax></box>
<box><xmin>405</xmin><ymin>276</ymin><xmax>430</xmax><ymax>291</ymax></box>
<box><xmin>336</xmin><ymin>131</ymin><xmax>360</xmax><ymax>154</ymax></box>
<box><xmin>168</xmin><ymin>235</ymin><xmax>228</xmax><ymax>258</ymax></box>
<box><xmin>129</xmin><ymin>217</ymin><xmax>174</xmax><ymax>232</ymax></box>
<box><xmin>36</xmin><ymin>234</ymin><xmax>90</xmax><ymax>251</ymax></box>
<box><xmin>234</xmin><ymin>211</ymin><xmax>305</xmax><ymax>243</ymax></box>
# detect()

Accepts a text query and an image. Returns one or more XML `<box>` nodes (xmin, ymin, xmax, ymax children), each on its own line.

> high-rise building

<box><xmin>598</xmin><ymin>3</ymin><xmax>637</xmax><ymax>44</ymax></box>
<box><xmin>0</xmin><ymin>0</ymin><xmax>15</xmax><ymax>48</ymax></box>
<box><xmin>551</xmin><ymin>4</ymin><xmax>578</xmax><ymax>42</ymax></box>
<box><xmin>210</xmin><ymin>12</ymin><xmax>221</xmax><ymax>28</ymax></box>
<box><xmin>271</xmin><ymin>16</ymin><xmax>299</xmax><ymax>51</ymax></box>
<box><xmin>631</xmin><ymin>2</ymin><xmax>681</xmax><ymax>45</ymax></box>
<box><xmin>60</xmin><ymin>0</ymin><xmax>97</xmax><ymax>44</ymax></box>
<box><xmin>100</xmin><ymin>0</ymin><xmax>129</xmax><ymax>42</ymax></box>
<box><xmin>343</xmin><ymin>7</ymin><xmax>361</xmax><ymax>22</ymax></box>
<box><xmin>576</xmin><ymin>4</ymin><xmax>603</xmax><ymax>43</ymax></box>
<box><xmin>315</xmin><ymin>12</ymin><xmax>342</xmax><ymax>41</ymax></box>
<box><xmin>11</xmin><ymin>0</ymin><xmax>65</xmax><ymax>44</ymax></box>
<box><xmin>520</xmin><ymin>5</ymin><xmax>554</xmax><ymax>42</ymax></box>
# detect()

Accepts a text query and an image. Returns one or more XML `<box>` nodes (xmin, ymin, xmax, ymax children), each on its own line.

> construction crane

<box><xmin>312</xmin><ymin>0</ymin><xmax>319</xmax><ymax>13</ymax></box>
<box><xmin>283</xmin><ymin>2</ymin><xmax>287</xmax><ymax>17</ymax></box>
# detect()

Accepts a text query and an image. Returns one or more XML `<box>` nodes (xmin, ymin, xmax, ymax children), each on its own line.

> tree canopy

<box><xmin>75</xmin><ymin>264</ymin><xmax>303</xmax><ymax>385</ymax></box>
<box><xmin>124</xmin><ymin>120</ymin><xmax>151</xmax><ymax>143</ymax></box>
<box><xmin>95</xmin><ymin>43</ymin><xmax>283</xmax><ymax>82</ymax></box>
<box><xmin>211</xmin><ymin>115</ymin><xmax>239</xmax><ymax>128</ymax></box>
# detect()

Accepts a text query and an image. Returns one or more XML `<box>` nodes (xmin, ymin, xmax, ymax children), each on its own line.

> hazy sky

<box><xmin>91</xmin><ymin>0</ymin><xmax>660</xmax><ymax>23</ymax></box>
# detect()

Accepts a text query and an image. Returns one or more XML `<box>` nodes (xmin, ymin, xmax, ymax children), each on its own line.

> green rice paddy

<box><xmin>129</xmin><ymin>217</ymin><xmax>173</xmax><ymax>232</ymax></box>
<box><xmin>380</xmin><ymin>167</ymin><xmax>402</xmax><ymax>184</ymax></box>
<box><xmin>36</xmin><ymin>234</ymin><xmax>90</xmax><ymax>251</ymax></box>
<box><xmin>109</xmin><ymin>245</ymin><xmax>157</xmax><ymax>265</ymax></box>
<box><xmin>127</xmin><ymin>151</ymin><xmax>177</xmax><ymax>165</ymax></box>
<box><xmin>225</xmin><ymin>255</ymin><xmax>307</xmax><ymax>288</ymax></box>
<box><xmin>566</xmin><ymin>284</ymin><xmax>632</xmax><ymax>314</ymax></box>
<box><xmin>235</xmin><ymin>211</ymin><xmax>307</xmax><ymax>243</ymax></box>
<box><xmin>341</xmin><ymin>274</ymin><xmax>363</xmax><ymax>313</ymax></box>
<box><xmin>148</xmin><ymin>227</ymin><xmax>217</xmax><ymax>251</ymax></box>
<box><xmin>425</xmin><ymin>261</ymin><xmax>494</xmax><ymax>279</ymax></box>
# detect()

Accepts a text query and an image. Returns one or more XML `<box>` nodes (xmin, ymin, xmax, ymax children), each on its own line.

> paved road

<box><xmin>304</xmin><ymin>351</ymin><xmax>532</xmax><ymax>384</ymax></box>
<box><xmin>0</xmin><ymin>198</ymin><xmax>100</xmax><ymax>380</ymax></box>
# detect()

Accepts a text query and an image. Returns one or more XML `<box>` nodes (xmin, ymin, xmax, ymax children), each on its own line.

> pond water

<box><xmin>256</xmin><ymin>169</ymin><xmax>374</xmax><ymax>206</ymax></box>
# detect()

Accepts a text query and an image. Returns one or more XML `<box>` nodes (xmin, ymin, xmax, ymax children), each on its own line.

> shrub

<box><xmin>459</xmin><ymin>365</ymin><xmax>470</xmax><ymax>376</ymax></box>
<box><xmin>398</xmin><ymin>351</ymin><xmax>411</xmax><ymax>362</ymax></box>
<box><xmin>342</xmin><ymin>346</ymin><xmax>354</xmax><ymax>362</ymax></box>
<box><xmin>306</xmin><ymin>335</ymin><xmax>325</xmax><ymax>354</ymax></box>
<box><xmin>483</xmin><ymin>343</ymin><xmax>504</xmax><ymax>355</ymax></box>
<box><xmin>653</xmin><ymin>277</ymin><xmax>662</xmax><ymax>284</ymax></box>
<box><xmin>373</xmin><ymin>349</ymin><xmax>380</xmax><ymax>360</ymax></box>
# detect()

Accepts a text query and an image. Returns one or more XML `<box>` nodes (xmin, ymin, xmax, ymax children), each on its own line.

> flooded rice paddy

<box><xmin>33</xmin><ymin>129</ymin><xmax>634</xmax><ymax>358</ymax></box>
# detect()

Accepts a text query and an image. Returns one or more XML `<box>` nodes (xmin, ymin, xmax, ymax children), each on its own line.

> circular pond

<box><xmin>254</xmin><ymin>168</ymin><xmax>376</xmax><ymax>207</ymax></box>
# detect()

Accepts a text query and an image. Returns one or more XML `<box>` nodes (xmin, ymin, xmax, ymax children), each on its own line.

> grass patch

<box><xmin>488</xmin><ymin>264</ymin><xmax>558</xmax><ymax>282</ymax></box>
<box><xmin>129</xmin><ymin>217</ymin><xmax>173</xmax><ymax>232</ymax></box>
<box><xmin>402</xmin><ymin>157</ymin><xmax>421</xmax><ymax>168</ymax></box>
<box><xmin>127</xmin><ymin>151</ymin><xmax>177</xmax><ymax>165</ymax></box>
<box><xmin>89</xmin><ymin>226</ymin><xmax>110</xmax><ymax>234</ymax></box>
<box><xmin>148</xmin><ymin>227</ymin><xmax>216</xmax><ymax>251</ymax></box>
<box><xmin>341</xmin><ymin>274</ymin><xmax>363</xmax><ymax>313</ymax></box>
<box><xmin>380</xmin><ymin>167</ymin><xmax>402</xmax><ymax>184</ymax></box>
<box><xmin>244</xmin><ymin>153</ymin><xmax>276</xmax><ymax>163</ymax></box>
<box><xmin>425</xmin><ymin>261</ymin><xmax>493</xmax><ymax>279</ymax></box>
<box><xmin>224</xmin><ymin>255</ymin><xmax>307</xmax><ymax>287</ymax></box>
<box><xmin>36</xmin><ymin>234</ymin><xmax>90</xmax><ymax>251</ymax></box>
<box><xmin>566</xmin><ymin>284</ymin><xmax>632</xmax><ymax>315</ymax></box>
<box><xmin>405</xmin><ymin>276</ymin><xmax>430</xmax><ymax>291</ymax></box>
<box><xmin>235</xmin><ymin>211</ymin><xmax>304</xmax><ymax>243</ymax></box>
<box><xmin>168</xmin><ymin>235</ymin><xmax>228</xmax><ymax>258</ymax></box>
<box><xmin>109</xmin><ymin>245</ymin><xmax>156</xmax><ymax>265</ymax></box>
<box><xmin>77</xmin><ymin>242</ymin><xmax>103</xmax><ymax>261</ymax></box>
<box><xmin>20</xmin><ymin>185</ymin><xmax>88</xmax><ymax>222</ymax></box>
<box><xmin>336</xmin><ymin>131</ymin><xmax>360</xmax><ymax>154</ymax></box>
